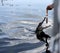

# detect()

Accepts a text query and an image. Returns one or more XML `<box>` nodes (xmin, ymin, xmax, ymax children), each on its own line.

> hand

<box><xmin>44</xmin><ymin>15</ymin><xmax>48</xmax><ymax>20</ymax></box>
<box><xmin>44</xmin><ymin>16</ymin><xmax>48</xmax><ymax>23</ymax></box>
<box><xmin>46</xmin><ymin>17</ymin><xmax>48</xmax><ymax>23</ymax></box>
<box><xmin>44</xmin><ymin>17</ymin><xmax>46</xmax><ymax>20</ymax></box>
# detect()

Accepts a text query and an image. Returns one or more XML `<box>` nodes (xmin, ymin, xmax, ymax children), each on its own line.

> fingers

<box><xmin>44</xmin><ymin>17</ymin><xmax>48</xmax><ymax>23</ymax></box>
<box><xmin>44</xmin><ymin>16</ymin><xmax>46</xmax><ymax>19</ymax></box>
<box><xmin>44</xmin><ymin>16</ymin><xmax>48</xmax><ymax>23</ymax></box>
<box><xmin>46</xmin><ymin>17</ymin><xmax>48</xmax><ymax>23</ymax></box>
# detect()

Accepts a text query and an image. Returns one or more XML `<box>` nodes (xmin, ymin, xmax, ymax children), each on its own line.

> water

<box><xmin>0</xmin><ymin>0</ymin><xmax>53</xmax><ymax>22</ymax></box>
<box><xmin>0</xmin><ymin>0</ymin><xmax>53</xmax><ymax>53</ymax></box>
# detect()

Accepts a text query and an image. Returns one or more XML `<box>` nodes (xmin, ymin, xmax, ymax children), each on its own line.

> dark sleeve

<box><xmin>46</xmin><ymin>3</ymin><xmax>54</xmax><ymax>10</ymax></box>
<box><xmin>35</xmin><ymin>18</ymin><xmax>45</xmax><ymax>33</ymax></box>
<box><xmin>38</xmin><ymin>18</ymin><xmax>45</xmax><ymax>27</ymax></box>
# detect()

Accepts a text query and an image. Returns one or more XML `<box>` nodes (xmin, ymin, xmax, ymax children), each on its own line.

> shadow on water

<box><xmin>0</xmin><ymin>41</ymin><xmax>10</xmax><ymax>46</ymax></box>
<box><xmin>0</xmin><ymin>32</ymin><xmax>6</xmax><ymax>35</ymax></box>
<box><xmin>0</xmin><ymin>38</ymin><xmax>21</xmax><ymax>46</ymax></box>
<box><xmin>0</xmin><ymin>40</ymin><xmax>44</xmax><ymax>53</ymax></box>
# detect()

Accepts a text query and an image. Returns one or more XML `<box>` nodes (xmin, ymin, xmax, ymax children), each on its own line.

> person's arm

<box><xmin>46</xmin><ymin>4</ymin><xmax>54</xmax><ymax>16</ymax></box>
<box><xmin>35</xmin><ymin>17</ymin><xmax>46</xmax><ymax>33</ymax></box>
<box><xmin>46</xmin><ymin>9</ymin><xmax>48</xmax><ymax>16</ymax></box>
<box><xmin>38</xmin><ymin>17</ymin><xmax>46</xmax><ymax>27</ymax></box>
<box><xmin>46</xmin><ymin>4</ymin><xmax>54</xmax><ymax>23</ymax></box>
<box><xmin>43</xmin><ymin>25</ymin><xmax>51</xmax><ymax>29</ymax></box>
